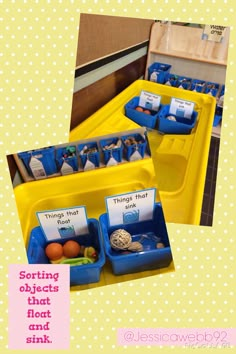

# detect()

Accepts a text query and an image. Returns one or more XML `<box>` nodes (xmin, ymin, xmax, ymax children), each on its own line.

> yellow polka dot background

<box><xmin>0</xmin><ymin>1</ymin><xmax>235</xmax><ymax>353</ymax></box>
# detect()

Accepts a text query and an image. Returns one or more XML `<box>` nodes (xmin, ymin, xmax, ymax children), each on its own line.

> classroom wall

<box><xmin>76</xmin><ymin>14</ymin><xmax>154</xmax><ymax>68</ymax></box>
<box><xmin>71</xmin><ymin>14</ymin><xmax>154</xmax><ymax>130</ymax></box>
<box><xmin>9</xmin><ymin>14</ymin><xmax>154</xmax><ymax>182</ymax></box>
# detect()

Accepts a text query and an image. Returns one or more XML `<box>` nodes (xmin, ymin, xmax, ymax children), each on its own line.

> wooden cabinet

<box><xmin>144</xmin><ymin>22</ymin><xmax>230</xmax><ymax>138</ymax></box>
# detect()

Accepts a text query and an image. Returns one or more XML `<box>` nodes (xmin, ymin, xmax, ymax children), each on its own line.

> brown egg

<box><xmin>63</xmin><ymin>240</ymin><xmax>80</xmax><ymax>258</ymax></box>
<box><xmin>135</xmin><ymin>106</ymin><xmax>144</xmax><ymax>112</ymax></box>
<box><xmin>45</xmin><ymin>242</ymin><xmax>63</xmax><ymax>261</ymax></box>
<box><xmin>143</xmin><ymin>109</ymin><xmax>151</xmax><ymax>115</ymax></box>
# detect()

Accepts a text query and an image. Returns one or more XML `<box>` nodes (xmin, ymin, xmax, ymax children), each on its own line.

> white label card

<box><xmin>139</xmin><ymin>91</ymin><xmax>161</xmax><ymax>111</ymax></box>
<box><xmin>169</xmin><ymin>97</ymin><xmax>195</xmax><ymax>119</ymax></box>
<box><xmin>37</xmin><ymin>206</ymin><xmax>89</xmax><ymax>241</ymax></box>
<box><xmin>202</xmin><ymin>25</ymin><xmax>227</xmax><ymax>43</ymax></box>
<box><xmin>106</xmin><ymin>188</ymin><xmax>156</xmax><ymax>226</ymax></box>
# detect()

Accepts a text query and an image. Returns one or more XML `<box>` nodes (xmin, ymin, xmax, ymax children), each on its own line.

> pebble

<box><xmin>127</xmin><ymin>241</ymin><xmax>143</xmax><ymax>252</ymax></box>
<box><xmin>166</xmin><ymin>115</ymin><xmax>176</xmax><ymax>121</ymax></box>
<box><xmin>156</xmin><ymin>242</ymin><xmax>165</xmax><ymax>249</ymax></box>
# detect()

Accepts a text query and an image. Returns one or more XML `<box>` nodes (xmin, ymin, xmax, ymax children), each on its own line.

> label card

<box><xmin>169</xmin><ymin>97</ymin><xmax>195</xmax><ymax>119</ymax></box>
<box><xmin>36</xmin><ymin>206</ymin><xmax>88</xmax><ymax>241</ymax></box>
<box><xmin>106</xmin><ymin>188</ymin><xmax>156</xmax><ymax>226</ymax></box>
<box><xmin>139</xmin><ymin>90</ymin><xmax>161</xmax><ymax>111</ymax></box>
<box><xmin>202</xmin><ymin>25</ymin><xmax>227</xmax><ymax>43</ymax></box>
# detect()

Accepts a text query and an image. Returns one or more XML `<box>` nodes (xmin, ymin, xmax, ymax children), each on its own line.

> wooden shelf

<box><xmin>148</xmin><ymin>22</ymin><xmax>229</xmax><ymax>66</ymax></box>
<box><xmin>149</xmin><ymin>49</ymin><xmax>227</xmax><ymax>66</ymax></box>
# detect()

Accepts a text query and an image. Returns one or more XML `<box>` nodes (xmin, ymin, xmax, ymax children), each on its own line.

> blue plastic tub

<box><xmin>219</xmin><ymin>84</ymin><xmax>225</xmax><ymax>98</ymax></box>
<box><xmin>78</xmin><ymin>142</ymin><xmax>100</xmax><ymax>169</ymax></box>
<box><xmin>213</xmin><ymin>84</ymin><xmax>224</xmax><ymax>126</ymax></box>
<box><xmin>148</xmin><ymin>62</ymin><xmax>172</xmax><ymax>83</ymax></box>
<box><xmin>149</xmin><ymin>70</ymin><xmax>170</xmax><ymax>84</ymax></box>
<box><xmin>56</xmin><ymin>146</ymin><xmax>78</xmax><ymax>173</ymax></box>
<box><xmin>190</xmin><ymin>79</ymin><xmax>206</xmax><ymax>93</ymax></box>
<box><xmin>18</xmin><ymin>146</ymin><xmax>57</xmax><ymax>178</ymax></box>
<box><xmin>99</xmin><ymin>137</ymin><xmax>123</xmax><ymax>165</ymax></box>
<box><xmin>99</xmin><ymin>203</ymin><xmax>173</xmax><ymax>275</ymax></box>
<box><xmin>27</xmin><ymin>219</ymin><xmax>105</xmax><ymax>286</ymax></box>
<box><xmin>124</xmin><ymin>96</ymin><xmax>160</xmax><ymax>129</ymax></box>
<box><xmin>157</xmin><ymin>104</ymin><xmax>198</xmax><ymax>134</ymax></box>
<box><xmin>204</xmin><ymin>81</ymin><xmax>220</xmax><ymax>97</ymax></box>
<box><xmin>213</xmin><ymin>106</ymin><xmax>223</xmax><ymax>127</ymax></box>
<box><xmin>121</xmin><ymin>133</ymin><xmax>147</xmax><ymax>161</ymax></box>
<box><xmin>164</xmin><ymin>74</ymin><xmax>179</xmax><ymax>87</ymax></box>
<box><xmin>176</xmin><ymin>76</ymin><xmax>192</xmax><ymax>90</ymax></box>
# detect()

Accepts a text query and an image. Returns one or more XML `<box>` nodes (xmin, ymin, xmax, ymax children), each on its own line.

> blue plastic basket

<box><xmin>157</xmin><ymin>104</ymin><xmax>198</xmax><ymax>134</ymax></box>
<box><xmin>204</xmin><ymin>81</ymin><xmax>220</xmax><ymax>97</ymax></box>
<box><xmin>56</xmin><ymin>146</ymin><xmax>78</xmax><ymax>173</ymax></box>
<box><xmin>164</xmin><ymin>74</ymin><xmax>179</xmax><ymax>87</ymax></box>
<box><xmin>213</xmin><ymin>106</ymin><xmax>223</xmax><ymax>127</ymax></box>
<box><xmin>213</xmin><ymin>84</ymin><xmax>225</xmax><ymax>126</ymax></box>
<box><xmin>148</xmin><ymin>62</ymin><xmax>172</xmax><ymax>83</ymax></box>
<box><xmin>219</xmin><ymin>84</ymin><xmax>225</xmax><ymax>97</ymax></box>
<box><xmin>78</xmin><ymin>142</ymin><xmax>100</xmax><ymax>169</ymax></box>
<box><xmin>99</xmin><ymin>137</ymin><xmax>123</xmax><ymax>165</ymax></box>
<box><xmin>124</xmin><ymin>96</ymin><xmax>160</xmax><ymax>129</ymax></box>
<box><xmin>176</xmin><ymin>76</ymin><xmax>192</xmax><ymax>90</ymax></box>
<box><xmin>190</xmin><ymin>79</ymin><xmax>206</xmax><ymax>93</ymax></box>
<box><xmin>121</xmin><ymin>133</ymin><xmax>147</xmax><ymax>161</ymax></box>
<box><xmin>27</xmin><ymin>219</ymin><xmax>105</xmax><ymax>286</ymax></box>
<box><xmin>18</xmin><ymin>146</ymin><xmax>57</xmax><ymax>178</ymax></box>
<box><xmin>99</xmin><ymin>203</ymin><xmax>173</xmax><ymax>275</ymax></box>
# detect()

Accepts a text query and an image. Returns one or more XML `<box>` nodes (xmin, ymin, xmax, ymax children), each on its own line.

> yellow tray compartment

<box><xmin>14</xmin><ymin>157</ymin><xmax>157</xmax><ymax>246</ymax></box>
<box><xmin>69</xmin><ymin>80</ymin><xmax>216</xmax><ymax>225</ymax></box>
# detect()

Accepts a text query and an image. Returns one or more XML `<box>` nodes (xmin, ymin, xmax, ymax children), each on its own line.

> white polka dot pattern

<box><xmin>0</xmin><ymin>1</ymin><xmax>235</xmax><ymax>353</ymax></box>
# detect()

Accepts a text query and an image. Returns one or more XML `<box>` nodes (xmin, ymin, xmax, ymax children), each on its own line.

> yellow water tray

<box><xmin>14</xmin><ymin>156</ymin><xmax>175</xmax><ymax>289</ymax></box>
<box><xmin>13</xmin><ymin>79</ymin><xmax>215</xmax><ymax>289</ymax></box>
<box><xmin>14</xmin><ymin>79</ymin><xmax>215</xmax><ymax>243</ymax></box>
<box><xmin>69</xmin><ymin>80</ymin><xmax>216</xmax><ymax>225</ymax></box>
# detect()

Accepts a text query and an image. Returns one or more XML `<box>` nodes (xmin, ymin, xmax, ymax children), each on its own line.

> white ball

<box><xmin>110</xmin><ymin>229</ymin><xmax>132</xmax><ymax>250</ymax></box>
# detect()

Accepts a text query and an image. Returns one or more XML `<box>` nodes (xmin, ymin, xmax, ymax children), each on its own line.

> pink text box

<box><xmin>8</xmin><ymin>264</ymin><xmax>70</xmax><ymax>349</ymax></box>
